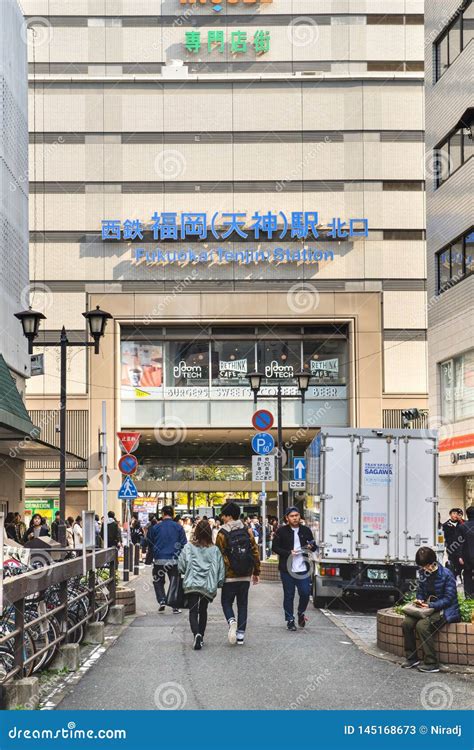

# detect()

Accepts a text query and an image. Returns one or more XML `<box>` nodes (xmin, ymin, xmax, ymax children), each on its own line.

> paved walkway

<box><xmin>57</xmin><ymin>570</ymin><xmax>472</xmax><ymax>711</ymax></box>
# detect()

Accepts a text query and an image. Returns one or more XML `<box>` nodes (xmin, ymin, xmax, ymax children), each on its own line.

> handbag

<box><xmin>402</xmin><ymin>595</ymin><xmax>437</xmax><ymax>620</ymax></box>
<box><xmin>166</xmin><ymin>574</ymin><xmax>189</xmax><ymax>609</ymax></box>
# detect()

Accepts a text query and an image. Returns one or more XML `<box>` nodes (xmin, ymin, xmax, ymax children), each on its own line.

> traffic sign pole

<box><xmin>100</xmin><ymin>401</ymin><xmax>108</xmax><ymax>550</ymax></box>
<box><xmin>261</xmin><ymin>481</ymin><xmax>267</xmax><ymax>562</ymax></box>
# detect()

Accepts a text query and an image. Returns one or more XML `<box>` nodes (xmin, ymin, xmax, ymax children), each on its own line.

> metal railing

<box><xmin>0</xmin><ymin>548</ymin><xmax>117</xmax><ymax>684</ymax></box>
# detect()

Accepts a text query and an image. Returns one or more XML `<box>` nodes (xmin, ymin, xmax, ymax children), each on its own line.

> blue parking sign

<box><xmin>251</xmin><ymin>433</ymin><xmax>275</xmax><ymax>455</ymax></box>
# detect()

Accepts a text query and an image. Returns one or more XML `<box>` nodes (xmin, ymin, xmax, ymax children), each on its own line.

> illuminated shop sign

<box><xmin>102</xmin><ymin>212</ymin><xmax>369</xmax><ymax>265</ymax></box>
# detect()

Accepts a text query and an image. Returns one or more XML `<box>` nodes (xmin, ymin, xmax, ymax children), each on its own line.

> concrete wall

<box><xmin>0</xmin><ymin>0</ymin><xmax>30</xmax><ymax>377</ymax></box>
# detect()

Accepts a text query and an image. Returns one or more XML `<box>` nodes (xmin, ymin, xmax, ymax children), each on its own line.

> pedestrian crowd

<box><xmin>146</xmin><ymin>502</ymin><xmax>316</xmax><ymax>651</ymax></box>
<box><xmin>3</xmin><ymin>510</ymin><xmax>123</xmax><ymax>550</ymax></box>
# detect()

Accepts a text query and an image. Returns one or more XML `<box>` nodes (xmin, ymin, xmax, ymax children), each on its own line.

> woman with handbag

<box><xmin>401</xmin><ymin>546</ymin><xmax>460</xmax><ymax>673</ymax></box>
<box><xmin>177</xmin><ymin>519</ymin><xmax>225</xmax><ymax>651</ymax></box>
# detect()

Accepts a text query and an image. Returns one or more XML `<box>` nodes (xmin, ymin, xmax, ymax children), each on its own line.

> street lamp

<box><xmin>83</xmin><ymin>305</ymin><xmax>113</xmax><ymax>354</ymax></box>
<box><xmin>14</xmin><ymin>307</ymin><xmax>46</xmax><ymax>354</ymax></box>
<box><xmin>15</xmin><ymin>304</ymin><xmax>112</xmax><ymax>544</ymax></box>
<box><xmin>249</xmin><ymin>371</ymin><xmax>263</xmax><ymax>404</ymax></box>
<box><xmin>296</xmin><ymin>371</ymin><xmax>311</xmax><ymax>403</ymax></box>
<box><xmin>247</xmin><ymin>370</ymin><xmax>311</xmax><ymax>521</ymax></box>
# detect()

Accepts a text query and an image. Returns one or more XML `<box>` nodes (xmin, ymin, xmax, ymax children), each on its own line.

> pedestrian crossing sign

<box><xmin>118</xmin><ymin>475</ymin><xmax>138</xmax><ymax>500</ymax></box>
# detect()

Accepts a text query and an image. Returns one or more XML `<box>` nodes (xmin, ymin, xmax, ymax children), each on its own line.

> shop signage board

<box><xmin>24</xmin><ymin>498</ymin><xmax>59</xmax><ymax>526</ymax></box>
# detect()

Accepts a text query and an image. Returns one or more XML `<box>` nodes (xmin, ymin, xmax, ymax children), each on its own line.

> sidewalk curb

<box><xmin>321</xmin><ymin>609</ymin><xmax>474</xmax><ymax>676</ymax></box>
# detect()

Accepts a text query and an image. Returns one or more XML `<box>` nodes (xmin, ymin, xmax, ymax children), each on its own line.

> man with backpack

<box><xmin>216</xmin><ymin>501</ymin><xmax>260</xmax><ymax>646</ymax></box>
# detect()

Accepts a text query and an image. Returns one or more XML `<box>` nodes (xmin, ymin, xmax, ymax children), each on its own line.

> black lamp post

<box><xmin>15</xmin><ymin>305</ymin><xmax>112</xmax><ymax>544</ymax></box>
<box><xmin>248</xmin><ymin>370</ymin><xmax>312</xmax><ymax>522</ymax></box>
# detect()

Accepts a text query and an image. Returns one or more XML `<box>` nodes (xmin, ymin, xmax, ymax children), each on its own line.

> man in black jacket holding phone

<box><xmin>272</xmin><ymin>507</ymin><xmax>317</xmax><ymax>631</ymax></box>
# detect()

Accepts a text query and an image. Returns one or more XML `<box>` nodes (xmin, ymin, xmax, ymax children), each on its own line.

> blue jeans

<box><xmin>280</xmin><ymin>570</ymin><xmax>311</xmax><ymax>622</ymax></box>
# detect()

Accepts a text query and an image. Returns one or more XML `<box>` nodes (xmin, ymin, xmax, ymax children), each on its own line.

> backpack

<box><xmin>223</xmin><ymin>527</ymin><xmax>255</xmax><ymax>576</ymax></box>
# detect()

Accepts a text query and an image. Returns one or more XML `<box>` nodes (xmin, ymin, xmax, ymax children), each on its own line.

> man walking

<box><xmin>100</xmin><ymin>510</ymin><xmax>122</xmax><ymax>549</ymax></box>
<box><xmin>272</xmin><ymin>507</ymin><xmax>316</xmax><ymax>631</ymax></box>
<box><xmin>459</xmin><ymin>505</ymin><xmax>474</xmax><ymax>598</ymax></box>
<box><xmin>147</xmin><ymin>506</ymin><xmax>187</xmax><ymax>613</ymax></box>
<box><xmin>442</xmin><ymin>508</ymin><xmax>464</xmax><ymax>577</ymax></box>
<box><xmin>216</xmin><ymin>501</ymin><xmax>260</xmax><ymax>645</ymax></box>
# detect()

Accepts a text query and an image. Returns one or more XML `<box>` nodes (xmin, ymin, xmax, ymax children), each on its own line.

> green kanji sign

<box><xmin>184</xmin><ymin>29</ymin><xmax>271</xmax><ymax>55</ymax></box>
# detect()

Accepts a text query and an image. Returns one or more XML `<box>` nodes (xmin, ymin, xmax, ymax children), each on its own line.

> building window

<box><xmin>441</xmin><ymin>349</ymin><xmax>474</xmax><ymax>421</ymax></box>
<box><xmin>302</xmin><ymin>339</ymin><xmax>348</xmax><ymax>385</ymax></box>
<box><xmin>165</xmin><ymin>341</ymin><xmax>210</xmax><ymax>391</ymax></box>
<box><xmin>434</xmin><ymin>0</ymin><xmax>473</xmax><ymax>81</ymax></box>
<box><xmin>257</xmin><ymin>340</ymin><xmax>302</xmax><ymax>384</ymax></box>
<box><xmin>436</xmin><ymin>227</ymin><xmax>474</xmax><ymax>293</ymax></box>
<box><xmin>211</xmin><ymin>340</ymin><xmax>256</xmax><ymax>387</ymax></box>
<box><xmin>121</xmin><ymin>342</ymin><xmax>163</xmax><ymax>396</ymax></box>
<box><xmin>434</xmin><ymin>116</ymin><xmax>474</xmax><ymax>188</ymax></box>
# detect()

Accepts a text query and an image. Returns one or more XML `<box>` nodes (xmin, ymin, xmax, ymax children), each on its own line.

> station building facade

<box><xmin>21</xmin><ymin>0</ymin><xmax>429</xmax><ymax>516</ymax></box>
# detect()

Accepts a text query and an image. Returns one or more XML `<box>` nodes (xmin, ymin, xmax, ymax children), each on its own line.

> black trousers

<box><xmin>221</xmin><ymin>581</ymin><xmax>250</xmax><ymax>632</ymax></box>
<box><xmin>187</xmin><ymin>593</ymin><xmax>210</xmax><ymax>637</ymax></box>
<box><xmin>152</xmin><ymin>563</ymin><xmax>178</xmax><ymax>604</ymax></box>
<box><xmin>463</xmin><ymin>563</ymin><xmax>473</xmax><ymax>598</ymax></box>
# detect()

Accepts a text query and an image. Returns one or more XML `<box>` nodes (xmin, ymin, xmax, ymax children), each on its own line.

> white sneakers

<box><xmin>228</xmin><ymin>619</ymin><xmax>237</xmax><ymax>645</ymax></box>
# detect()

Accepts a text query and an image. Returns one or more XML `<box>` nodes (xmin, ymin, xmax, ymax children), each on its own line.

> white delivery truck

<box><xmin>305</xmin><ymin>427</ymin><xmax>438</xmax><ymax>606</ymax></box>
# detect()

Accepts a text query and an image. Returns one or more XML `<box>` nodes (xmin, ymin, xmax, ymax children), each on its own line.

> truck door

<box><xmin>358</xmin><ymin>435</ymin><xmax>395</xmax><ymax>561</ymax></box>
<box><xmin>397</xmin><ymin>436</ymin><xmax>437</xmax><ymax>561</ymax></box>
<box><xmin>321</xmin><ymin>434</ymin><xmax>357</xmax><ymax>559</ymax></box>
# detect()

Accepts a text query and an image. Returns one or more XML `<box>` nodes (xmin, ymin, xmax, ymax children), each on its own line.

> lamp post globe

<box><xmin>248</xmin><ymin>371</ymin><xmax>263</xmax><ymax>404</ymax></box>
<box><xmin>83</xmin><ymin>305</ymin><xmax>112</xmax><ymax>353</ymax></box>
<box><xmin>14</xmin><ymin>307</ymin><xmax>46</xmax><ymax>354</ymax></box>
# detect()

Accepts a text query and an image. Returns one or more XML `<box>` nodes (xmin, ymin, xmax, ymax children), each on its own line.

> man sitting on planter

<box><xmin>401</xmin><ymin>546</ymin><xmax>460</xmax><ymax>673</ymax></box>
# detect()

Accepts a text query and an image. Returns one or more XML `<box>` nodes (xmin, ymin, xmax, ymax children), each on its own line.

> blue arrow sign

<box><xmin>294</xmin><ymin>458</ymin><xmax>306</xmax><ymax>481</ymax></box>
<box><xmin>251</xmin><ymin>432</ymin><xmax>275</xmax><ymax>456</ymax></box>
<box><xmin>118</xmin><ymin>475</ymin><xmax>138</xmax><ymax>500</ymax></box>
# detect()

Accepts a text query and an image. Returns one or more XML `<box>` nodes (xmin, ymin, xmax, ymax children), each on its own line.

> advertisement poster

<box><xmin>121</xmin><ymin>342</ymin><xmax>163</xmax><ymax>399</ymax></box>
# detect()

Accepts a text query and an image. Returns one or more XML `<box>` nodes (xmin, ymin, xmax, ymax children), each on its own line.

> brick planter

<box><xmin>115</xmin><ymin>587</ymin><xmax>136</xmax><ymax>615</ymax></box>
<box><xmin>377</xmin><ymin>608</ymin><xmax>474</xmax><ymax>667</ymax></box>
<box><xmin>260</xmin><ymin>561</ymin><xmax>280</xmax><ymax>582</ymax></box>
